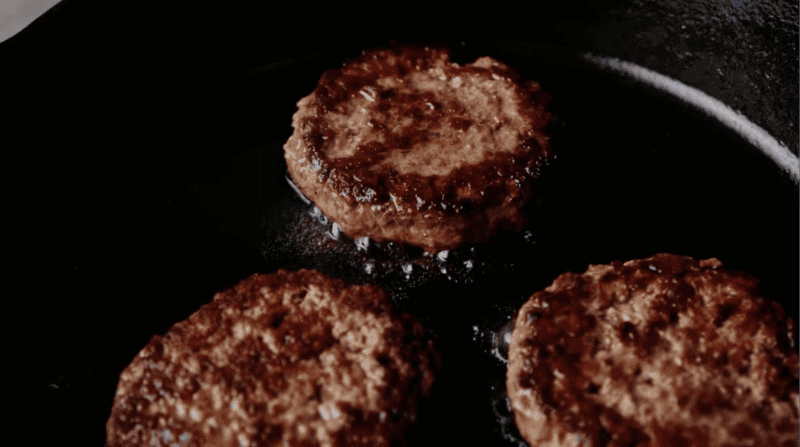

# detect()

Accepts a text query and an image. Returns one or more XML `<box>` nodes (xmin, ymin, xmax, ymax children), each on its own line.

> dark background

<box><xmin>5</xmin><ymin>0</ymin><xmax>797</xmax><ymax>445</ymax></box>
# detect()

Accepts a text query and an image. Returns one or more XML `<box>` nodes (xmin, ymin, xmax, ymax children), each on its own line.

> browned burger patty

<box><xmin>106</xmin><ymin>269</ymin><xmax>435</xmax><ymax>447</ymax></box>
<box><xmin>506</xmin><ymin>253</ymin><xmax>799</xmax><ymax>447</ymax></box>
<box><xmin>283</xmin><ymin>46</ymin><xmax>552</xmax><ymax>253</ymax></box>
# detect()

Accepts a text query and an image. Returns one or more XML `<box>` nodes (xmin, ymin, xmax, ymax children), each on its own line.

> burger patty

<box><xmin>283</xmin><ymin>45</ymin><xmax>552</xmax><ymax>253</ymax></box>
<box><xmin>106</xmin><ymin>269</ymin><xmax>435</xmax><ymax>447</ymax></box>
<box><xmin>506</xmin><ymin>253</ymin><xmax>799</xmax><ymax>447</ymax></box>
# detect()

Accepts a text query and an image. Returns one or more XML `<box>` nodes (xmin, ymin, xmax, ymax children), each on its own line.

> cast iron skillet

<box><xmin>35</xmin><ymin>45</ymin><xmax>800</xmax><ymax>447</ymax></box>
<box><xmin>14</xmin><ymin>6</ymin><xmax>796</xmax><ymax>446</ymax></box>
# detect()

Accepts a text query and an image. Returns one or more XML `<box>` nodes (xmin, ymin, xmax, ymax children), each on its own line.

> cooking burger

<box><xmin>506</xmin><ymin>253</ymin><xmax>799</xmax><ymax>447</ymax></box>
<box><xmin>106</xmin><ymin>269</ymin><xmax>436</xmax><ymax>446</ymax></box>
<box><xmin>283</xmin><ymin>45</ymin><xmax>553</xmax><ymax>253</ymax></box>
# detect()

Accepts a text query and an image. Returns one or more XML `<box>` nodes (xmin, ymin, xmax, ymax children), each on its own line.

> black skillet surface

<box><xmin>9</xmin><ymin>2</ymin><xmax>797</xmax><ymax>446</ymax></box>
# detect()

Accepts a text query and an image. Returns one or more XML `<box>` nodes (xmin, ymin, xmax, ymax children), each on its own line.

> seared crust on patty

<box><xmin>283</xmin><ymin>46</ymin><xmax>552</xmax><ymax>252</ymax></box>
<box><xmin>106</xmin><ymin>270</ymin><xmax>435</xmax><ymax>447</ymax></box>
<box><xmin>506</xmin><ymin>253</ymin><xmax>799</xmax><ymax>447</ymax></box>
